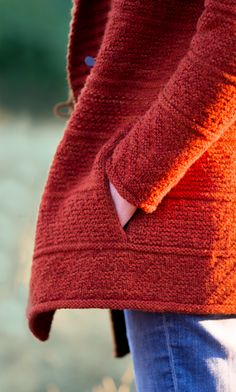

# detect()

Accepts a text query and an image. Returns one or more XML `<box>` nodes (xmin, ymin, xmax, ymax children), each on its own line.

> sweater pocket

<box><xmin>92</xmin><ymin>126</ymin><xmax>135</xmax><ymax>242</ymax></box>
<box><xmin>33</xmin><ymin>123</ymin><xmax>134</xmax><ymax>257</ymax></box>
<box><xmin>91</xmin><ymin>177</ymin><xmax>129</xmax><ymax>243</ymax></box>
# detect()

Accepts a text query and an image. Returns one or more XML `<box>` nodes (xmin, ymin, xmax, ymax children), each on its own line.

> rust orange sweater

<box><xmin>26</xmin><ymin>0</ymin><xmax>236</xmax><ymax>358</ymax></box>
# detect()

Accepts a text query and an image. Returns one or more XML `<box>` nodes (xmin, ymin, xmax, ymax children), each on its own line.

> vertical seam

<box><xmin>162</xmin><ymin>313</ymin><xmax>178</xmax><ymax>392</ymax></box>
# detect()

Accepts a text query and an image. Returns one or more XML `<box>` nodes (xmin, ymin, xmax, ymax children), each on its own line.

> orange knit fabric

<box><xmin>26</xmin><ymin>0</ymin><xmax>236</xmax><ymax>358</ymax></box>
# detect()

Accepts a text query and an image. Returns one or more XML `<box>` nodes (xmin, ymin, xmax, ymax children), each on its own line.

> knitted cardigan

<box><xmin>26</xmin><ymin>0</ymin><xmax>236</xmax><ymax>358</ymax></box>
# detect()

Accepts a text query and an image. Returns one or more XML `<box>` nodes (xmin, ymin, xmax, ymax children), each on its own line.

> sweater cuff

<box><xmin>105</xmin><ymin>156</ymin><xmax>161</xmax><ymax>213</ymax></box>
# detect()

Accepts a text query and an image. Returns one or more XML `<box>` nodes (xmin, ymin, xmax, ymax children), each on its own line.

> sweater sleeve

<box><xmin>105</xmin><ymin>0</ymin><xmax>236</xmax><ymax>213</ymax></box>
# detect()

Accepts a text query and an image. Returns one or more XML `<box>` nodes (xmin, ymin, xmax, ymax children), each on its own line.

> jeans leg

<box><xmin>124</xmin><ymin>310</ymin><xmax>236</xmax><ymax>392</ymax></box>
<box><xmin>124</xmin><ymin>309</ymin><xmax>178</xmax><ymax>392</ymax></box>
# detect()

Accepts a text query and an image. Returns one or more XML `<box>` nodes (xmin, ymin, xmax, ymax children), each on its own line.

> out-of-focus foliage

<box><xmin>0</xmin><ymin>0</ymin><xmax>71</xmax><ymax>117</ymax></box>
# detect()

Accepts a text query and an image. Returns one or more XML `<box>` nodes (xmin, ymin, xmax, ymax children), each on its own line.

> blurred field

<box><xmin>0</xmin><ymin>114</ymin><xmax>136</xmax><ymax>392</ymax></box>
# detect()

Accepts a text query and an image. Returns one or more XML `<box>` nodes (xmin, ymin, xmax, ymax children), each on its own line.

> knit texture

<box><xmin>26</xmin><ymin>0</ymin><xmax>236</xmax><ymax>358</ymax></box>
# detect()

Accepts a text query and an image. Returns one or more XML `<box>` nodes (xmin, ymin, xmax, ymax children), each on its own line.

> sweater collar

<box><xmin>66</xmin><ymin>0</ymin><xmax>111</xmax><ymax>105</ymax></box>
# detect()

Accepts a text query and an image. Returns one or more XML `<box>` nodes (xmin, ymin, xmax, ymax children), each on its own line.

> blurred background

<box><xmin>0</xmin><ymin>0</ymin><xmax>135</xmax><ymax>390</ymax></box>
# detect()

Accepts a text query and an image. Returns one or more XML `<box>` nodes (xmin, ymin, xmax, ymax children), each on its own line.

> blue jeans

<box><xmin>123</xmin><ymin>310</ymin><xmax>236</xmax><ymax>392</ymax></box>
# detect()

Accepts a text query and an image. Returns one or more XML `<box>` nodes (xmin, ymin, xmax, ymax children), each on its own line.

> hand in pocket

<box><xmin>108</xmin><ymin>180</ymin><xmax>137</xmax><ymax>227</ymax></box>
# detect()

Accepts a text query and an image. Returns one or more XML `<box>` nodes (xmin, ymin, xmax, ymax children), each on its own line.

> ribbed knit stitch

<box><xmin>26</xmin><ymin>0</ymin><xmax>236</xmax><ymax>358</ymax></box>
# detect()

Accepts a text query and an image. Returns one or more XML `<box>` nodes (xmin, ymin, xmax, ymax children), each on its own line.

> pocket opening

<box><xmin>102</xmin><ymin>169</ymin><xmax>129</xmax><ymax>241</ymax></box>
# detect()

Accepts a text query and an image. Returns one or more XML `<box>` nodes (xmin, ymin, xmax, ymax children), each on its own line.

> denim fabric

<box><xmin>123</xmin><ymin>310</ymin><xmax>236</xmax><ymax>392</ymax></box>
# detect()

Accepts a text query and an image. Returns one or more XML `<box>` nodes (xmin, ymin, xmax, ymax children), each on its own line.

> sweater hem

<box><xmin>27</xmin><ymin>298</ymin><xmax>236</xmax><ymax>346</ymax></box>
<box><xmin>27</xmin><ymin>244</ymin><xmax>236</xmax><ymax>349</ymax></box>
<box><xmin>28</xmin><ymin>298</ymin><xmax>236</xmax><ymax>317</ymax></box>
<box><xmin>28</xmin><ymin>154</ymin><xmax>236</xmax><ymax>355</ymax></box>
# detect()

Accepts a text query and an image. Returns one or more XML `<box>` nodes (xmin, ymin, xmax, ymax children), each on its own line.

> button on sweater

<box><xmin>26</xmin><ymin>0</ymin><xmax>236</xmax><ymax>358</ymax></box>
